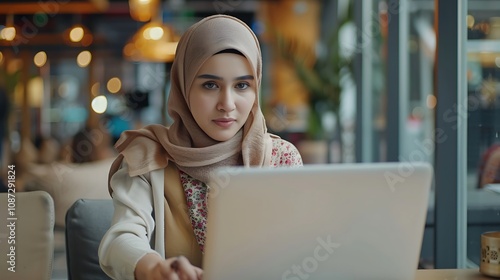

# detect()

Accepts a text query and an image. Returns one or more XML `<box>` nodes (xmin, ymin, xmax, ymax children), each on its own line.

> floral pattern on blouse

<box><xmin>181</xmin><ymin>138</ymin><xmax>302</xmax><ymax>253</ymax></box>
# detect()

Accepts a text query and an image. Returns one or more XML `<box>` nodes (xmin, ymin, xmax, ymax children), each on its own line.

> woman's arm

<box><xmin>98</xmin><ymin>163</ymin><xmax>159</xmax><ymax>279</ymax></box>
<box><xmin>98</xmin><ymin>163</ymin><xmax>203</xmax><ymax>280</ymax></box>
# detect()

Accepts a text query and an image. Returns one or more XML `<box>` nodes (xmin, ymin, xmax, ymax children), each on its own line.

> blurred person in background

<box><xmin>25</xmin><ymin>126</ymin><xmax>116</xmax><ymax>228</ymax></box>
<box><xmin>477</xmin><ymin>143</ymin><xmax>500</xmax><ymax>189</ymax></box>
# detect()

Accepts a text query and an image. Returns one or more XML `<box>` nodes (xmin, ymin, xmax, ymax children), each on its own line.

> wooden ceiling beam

<box><xmin>0</xmin><ymin>0</ymin><xmax>110</xmax><ymax>15</ymax></box>
<box><xmin>89</xmin><ymin>0</ymin><xmax>109</xmax><ymax>11</ymax></box>
<box><xmin>0</xmin><ymin>33</ymin><xmax>106</xmax><ymax>47</ymax></box>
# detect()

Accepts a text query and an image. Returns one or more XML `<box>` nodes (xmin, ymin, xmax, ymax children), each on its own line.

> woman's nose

<box><xmin>216</xmin><ymin>88</ymin><xmax>236</xmax><ymax>112</ymax></box>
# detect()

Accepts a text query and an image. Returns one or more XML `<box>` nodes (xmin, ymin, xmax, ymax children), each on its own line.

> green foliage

<box><xmin>274</xmin><ymin>5</ymin><xmax>353</xmax><ymax>139</ymax></box>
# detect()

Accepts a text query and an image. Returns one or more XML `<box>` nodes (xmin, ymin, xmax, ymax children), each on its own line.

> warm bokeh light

<box><xmin>1</xmin><ymin>26</ymin><xmax>16</xmax><ymax>41</ymax></box>
<box><xmin>91</xmin><ymin>95</ymin><xmax>108</xmax><ymax>114</ymax></box>
<box><xmin>466</xmin><ymin>15</ymin><xmax>475</xmax><ymax>29</ymax></box>
<box><xmin>426</xmin><ymin>94</ymin><xmax>437</xmax><ymax>109</ymax></box>
<box><xmin>143</xmin><ymin>26</ymin><xmax>164</xmax><ymax>40</ymax></box>
<box><xmin>91</xmin><ymin>82</ymin><xmax>100</xmax><ymax>96</ymax></box>
<box><xmin>124</xmin><ymin>22</ymin><xmax>178</xmax><ymax>62</ymax></box>
<box><xmin>69</xmin><ymin>26</ymin><xmax>84</xmax><ymax>42</ymax></box>
<box><xmin>0</xmin><ymin>52</ymin><xmax>3</xmax><ymax>65</ymax></box>
<box><xmin>107</xmin><ymin>77</ymin><xmax>122</xmax><ymax>93</ymax></box>
<box><xmin>129</xmin><ymin>0</ymin><xmax>159</xmax><ymax>22</ymax></box>
<box><xmin>34</xmin><ymin>51</ymin><xmax>47</xmax><ymax>67</ymax></box>
<box><xmin>28</xmin><ymin>77</ymin><xmax>44</xmax><ymax>107</ymax></box>
<box><xmin>13</xmin><ymin>77</ymin><xmax>44</xmax><ymax>107</ymax></box>
<box><xmin>64</xmin><ymin>24</ymin><xmax>93</xmax><ymax>47</ymax></box>
<box><xmin>77</xmin><ymin>50</ymin><xmax>92</xmax><ymax>67</ymax></box>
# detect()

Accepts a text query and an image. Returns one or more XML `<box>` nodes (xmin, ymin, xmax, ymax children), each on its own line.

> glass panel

<box><xmin>403</xmin><ymin>1</ymin><xmax>435</xmax><ymax>166</ymax></box>
<box><xmin>405</xmin><ymin>0</ymin><xmax>436</xmax><ymax>268</ymax></box>
<box><xmin>359</xmin><ymin>0</ymin><xmax>387</xmax><ymax>162</ymax></box>
<box><xmin>466</xmin><ymin>0</ymin><xmax>500</xmax><ymax>268</ymax></box>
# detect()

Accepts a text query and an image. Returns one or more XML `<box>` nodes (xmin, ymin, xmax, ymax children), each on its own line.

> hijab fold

<box><xmin>108</xmin><ymin>15</ymin><xmax>273</xmax><ymax>191</ymax></box>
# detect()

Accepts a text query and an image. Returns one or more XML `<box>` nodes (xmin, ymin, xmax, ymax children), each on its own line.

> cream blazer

<box><xmin>98</xmin><ymin>163</ymin><xmax>201</xmax><ymax>280</ymax></box>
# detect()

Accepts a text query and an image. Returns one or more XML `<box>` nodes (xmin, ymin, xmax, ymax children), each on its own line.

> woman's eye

<box><xmin>203</xmin><ymin>82</ymin><xmax>218</xmax><ymax>89</ymax></box>
<box><xmin>235</xmin><ymin>82</ymin><xmax>249</xmax><ymax>90</ymax></box>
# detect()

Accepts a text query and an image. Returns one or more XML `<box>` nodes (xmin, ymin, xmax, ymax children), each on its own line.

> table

<box><xmin>415</xmin><ymin>269</ymin><xmax>496</xmax><ymax>280</ymax></box>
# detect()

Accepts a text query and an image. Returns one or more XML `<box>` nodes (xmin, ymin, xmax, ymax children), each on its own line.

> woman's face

<box><xmin>189</xmin><ymin>53</ymin><xmax>256</xmax><ymax>142</ymax></box>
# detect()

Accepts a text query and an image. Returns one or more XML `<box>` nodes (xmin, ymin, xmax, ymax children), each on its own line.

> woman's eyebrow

<box><xmin>197</xmin><ymin>74</ymin><xmax>222</xmax><ymax>80</ymax></box>
<box><xmin>234</xmin><ymin>75</ymin><xmax>254</xmax><ymax>81</ymax></box>
<box><xmin>196</xmin><ymin>74</ymin><xmax>254</xmax><ymax>81</ymax></box>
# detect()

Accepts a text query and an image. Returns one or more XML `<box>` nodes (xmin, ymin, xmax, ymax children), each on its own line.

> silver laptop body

<box><xmin>203</xmin><ymin>162</ymin><xmax>433</xmax><ymax>280</ymax></box>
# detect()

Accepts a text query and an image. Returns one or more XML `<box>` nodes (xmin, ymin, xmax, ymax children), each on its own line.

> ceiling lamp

<box><xmin>129</xmin><ymin>0</ymin><xmax>160</xmax><ymax>22</ymax></box>
<box><xmin>123</xmin><ymin>21</ymin><xmax>178</xmax><ymax>62</ymax></box>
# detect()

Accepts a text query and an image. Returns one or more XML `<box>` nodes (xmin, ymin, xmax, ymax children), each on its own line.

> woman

<box><xmin>98</xmin><ymin>15</ymin><xmax>303</xmax><ymax>280</ymax></box>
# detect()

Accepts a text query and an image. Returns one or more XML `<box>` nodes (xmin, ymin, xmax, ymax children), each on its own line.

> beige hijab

<box><xmin>108</xmin><ymin>15</ymin><xmax>273</xmax><ymax>189</ymax></box>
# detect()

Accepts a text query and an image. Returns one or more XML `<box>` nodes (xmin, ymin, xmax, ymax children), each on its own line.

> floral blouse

<box><xmin>180</xmin><ymin>138</ymin><xmax>303</xmax><ymax>253</ymax></box>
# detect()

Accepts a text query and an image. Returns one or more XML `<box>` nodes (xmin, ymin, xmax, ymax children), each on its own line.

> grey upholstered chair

<box><xmin>0</xmin><ymin>191</ymin><xmax>55</xmax><ymax>280</ymax></box>
<box><xmin>65</xmin><ymin>199</ymin><xmax>113</xmax><ymax>280</ymax></box>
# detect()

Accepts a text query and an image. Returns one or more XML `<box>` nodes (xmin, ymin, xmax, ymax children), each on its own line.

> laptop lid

<box><xmin>203</xmin><ymin>162</ymin><xmax>433</xmax><ymax>280</ymax></box>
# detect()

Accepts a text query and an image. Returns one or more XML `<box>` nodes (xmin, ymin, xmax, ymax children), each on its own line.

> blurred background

<box><xmin>0</xmin><ymin>0</ymin><xmax>499</xmax><ymax>278</ymax></box>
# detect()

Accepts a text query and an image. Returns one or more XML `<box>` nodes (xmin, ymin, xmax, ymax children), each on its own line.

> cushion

<box><xmin>0</xmin><ymin>191</ymin><xmax>55</xmax><ymax>280</ymax></box>
<box><xmin>65</xmin><ymin>199</ymin><xmax>114</xmax><ymax>280</ymax></box>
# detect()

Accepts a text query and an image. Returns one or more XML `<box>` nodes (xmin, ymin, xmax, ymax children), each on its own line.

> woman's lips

<box><xmin>213</xmin><ymin>118</ymin><xmax>235</xmax><ymax>128</ymax></box>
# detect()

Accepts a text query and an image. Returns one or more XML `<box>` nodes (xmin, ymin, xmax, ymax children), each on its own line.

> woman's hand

<box><xmin>135</xmin><ymin>253</ymin><xmax>203</xmax><ymax>280</ymax></box>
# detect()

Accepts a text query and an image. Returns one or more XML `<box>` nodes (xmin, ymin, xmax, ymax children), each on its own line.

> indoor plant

<box><xmin>274</xmin><ymin>6</ymin><xmax>353</xmax><ymax>161</ymax></box>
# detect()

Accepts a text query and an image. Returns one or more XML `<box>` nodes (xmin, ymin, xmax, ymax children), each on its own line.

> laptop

<box><xmin>203</xmin><ymin>162</ymin><xmax>433</xmax><ymax>280</ymax></box>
